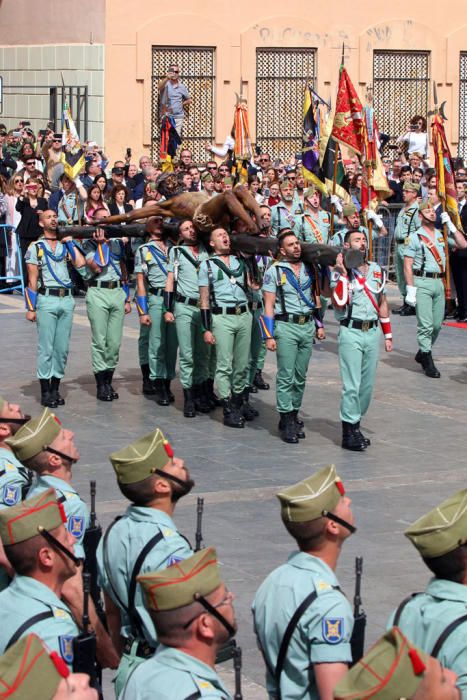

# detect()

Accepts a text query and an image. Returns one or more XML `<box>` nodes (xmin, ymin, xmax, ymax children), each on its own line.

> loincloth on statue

<box><xmin>193</xmin><ymin>204</ymin><xmax>215</xmax><ymax>232</ymax></box>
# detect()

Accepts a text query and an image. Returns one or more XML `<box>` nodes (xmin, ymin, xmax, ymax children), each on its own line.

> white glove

<box><xmin>405</xmin><ymin>285</ymin><xmax>417</xmax><ymax>307</ymax></box>
<box><xmin>440</xmin><ymin>211</ymin><xmax>457</xmax><ymax>234</ymax></box>
<box><xmin>365</xmin><ymin>209</ymin><xmax>384</xmax><ymax>228</ymax></box>
<box><xmin>330</xmin><ymin>195</ymin><xmax>343</xmax><ymax>214</ymax></box>
<box><xmin>73</xmin><ymin>176</ymin><xmax>83</xmax><ymax>188</ymax></box>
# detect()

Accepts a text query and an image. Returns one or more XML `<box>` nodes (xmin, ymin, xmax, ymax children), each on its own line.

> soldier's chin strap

<box><xmin>154</xmin><ymin>468</ymin><xmax>192</xmax><ymax>494</ymax></box>
<box><xmin>194</xmin><ymin>593</ymin><xmax>236</xmax><ymax>638</ymax></box>
<box><xmin>322</xmin><ymin>510</ymin><xmax>357</xmax><ymax>534</ymax></box>
<box><xmin>37</xmin><ymin>526</ymin><xmax>81</xmax><ymax>566</ymax></box>
<box><xmin>44</xmin><ymin>446</ymin><xmax>78</xmax><ymax>464</ymax></box>
<box><xmin>1</xmin><ymin>415</ymin><xmax>31</xmax><ymax>426</ymax></box>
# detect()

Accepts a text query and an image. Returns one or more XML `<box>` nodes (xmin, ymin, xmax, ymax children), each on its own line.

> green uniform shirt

<box><xmin>394</xmin><ymin>203</ymin><xmax>420</xmax><ymax>243</ymax></box>
<box><xmin>27</xmin><ymin>475</ymin><xmax>89</xmax><ymax>559</ymax></box>
<box><xmin>84</xmin><ymin>238</ymin><xmax>125</xmax><ymax>282</ymax></box>
<box><xmin>167</xmin><ymin>244</ymin><xmax>209</xmax><ymax>299</ymax></box>
<box><xmin>0</xmin><ymin>575</ymin><xmax>79</xmax><ymax>668</ymax></box>
<box><xmin>134</xmin><ymin>240</ymin><xmax>172</xmax><ymax>288</ymax></box>
<box><xmin>246</xmin><ymin>254</ymin><xmax>271</xmax><ymax>304</ymax></box>
<box><xmin>262</xmin><ymin>261</ymin><xmax>316</xmax><ymax>315</ymax></box>
<box><xmin>387</xmin><ymin>578</ymin><xmax>467</xmax><ymax>699</ymax></box>
<box><xmin>25</xmin><ymin>238</ymin><xmax>74</xmax><ymax>288</ymax></box>
<box><xmin>404</xmin><ymin>226</ymin><xmax>449</xmax><ymax>273</ymax></box>
<box><xmin>330</xmin><ymin>225</ymin><xmax>376</xmax><ymax>248</ymax></box>
<box><xmin>198</xmin><ymin>255</ymin><xmax>249</xmax><ymax>306</ymax></box>
<box><xmin>271</xmin><ymin>201</ymin><xmax>304</xmax><ymax>237</ymax></box>
<box><xmin>331</xmin><ymin>262</ymin><xmax>386</xmax><ymax>322</ymax></box>
<box><xmin>299</xmin><ymin>209</ymin><xmax>332</xmax><ymax>244</ymax></box>
<box><xmin>0</xmin><ymin>447</ymin><xmax>32</xmax><ymax>508</ymax></box>
<box><xmin>252</xmin><ymin>551</ymin><xmax>353</xmax><ymax>700</ymax></box>
<box><xmin>96</xmin><ymin>506</ymin><xmax>193</xmax><ymax>646</ymax></box>
<box><xmin>57</xmin><ymin>191</ymin><xmax>84</xmax><ymax>225</ymax></box>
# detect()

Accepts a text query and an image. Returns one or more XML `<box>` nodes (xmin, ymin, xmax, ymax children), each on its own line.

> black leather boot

<box><xmin>95</xmin><ymin>372</ymin><xmax>112</xmax><ymax>401</ymax></box>
<box><xmin>183</xmin><ymin>388</ymin><xmax>196</xmax><ymax>417</ymax></box>
<box><xmin>342</xmin><ymin>421</ymin><xmax>366</xmax><ymax>451</ymax></box>
<box><xmin>253</xmin><ymin>370</ymin><xmax>270</xmax><ymax>390</ymax></box>
<box><xmin>165</xmin><ymin>379</ymin><xmax>175</xmax><ymax>403</ymax></box>
<box><xmin>241</xmin><ymin>388</ymin><xmax>259</xmax><ymax>421</ymax></box>
<box><xmin>205</xmin><ymin>378</ymin><xmax>222</xmax><ymax>408</ymax></box>
<box><xmin>279</xmin><ymin>412</ymin><xmax>298</xmax><ymax>444</ymax></box>
<box><xmin>40</xmin><ymin>379</ymin><xmax>57</xmax><ymax>408</ymax></box>
<box><xmin>106</xmin><ymin>369</ymin><xmax>119</xmax><ymax>399</ymax></box>
<box><xmin>249</xmin><ymin>382</ymin><xmax>258</xmax><ymax>394</ymax></box>
<box><xmin>399</xmin><ymin>304</ymin><xmax>416</xmax><ymax>316</ymax></box>
<box><xmin>354</xmin><ymin>421</ymin><xmax>370</xmax><ymax>446</ymax></box>
<box><xmin>141</xmin><ymin>364</ymin><xmax>157</xmax><ymax>395</ymax></box>
<box><xmin>420</xmin><ymin>351</ymin><xmax>441</xmax><ymax>378</ymax></box>
<box><xmin>223</xmin><ymin>398</ymin><xmax>244</xmax><ymax>428</ymax></box>
<box><xmin>193</xmin><ymin>384</ymin><xmax>211</xmax><ymax>413</ymax></box>
<box><xmin>50</xmin><ymin>377</ymin><xmax>65</xmax><ymax>406</ymax></box>
<box><xmin>154</xmin><ymin>378</ymin><xmax>170</xmax><ymax>406</ymax></box>
<box><xmin>291</xmin><ymin>410</ymin><xmax>305</xmax><ymax>439</ymax></box>
<box><xmin>415</xmin><ymin>349</ymin><xmax>422</xmax><ymax>364</ymax></box>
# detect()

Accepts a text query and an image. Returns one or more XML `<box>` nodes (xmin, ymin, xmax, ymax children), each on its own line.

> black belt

<box><xmin>275</xmin><ymin>313</ymin><xmax>312</xmax><ymax>325</ymax></box>
<box><xmin>249</xmin><ymin>301</ymin><xmax>263</xmax><ymax>311</ymax></box>
<box><xmin>212</xmin><ymin>305</ymin><xmax>248</xmax><ymax>315</ymax></box>
<box><xmin>148</xmin><ymin>287</ymin><xmax>164</xmax><ymax>297</ymax></box>
<box><xmin>175</xmin><ymin>293</ymin><xmax>199</xmax><ymax>307</ymax></box>
<box><xmin>122</xmin><ymin>638</ymin><xmax>156</xmax><ymax>659</ymax></box>
<box><xmin>38</xmin><ymin>288</ymin><xmax>72</xmax><ymax>297</ymax></box>
<box><xmin>88</xmin><ymin>280</ymin><xmax>122</xmax><ymax>289</ymax></box>
<box><xmin>340</xmin><ymin>319</ymin><xmax>378</xmax><ymax>331</ymax></box>
<box><xmin>414</xmin><ymin>270</ymin><xmax>445</xmax><ymax>279</ymax></box>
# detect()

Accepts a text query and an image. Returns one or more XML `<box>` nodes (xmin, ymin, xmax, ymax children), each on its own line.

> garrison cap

<box><xmin>0</xmin><ymin>395</ymin><xmax>5</xmax><ymax>414</ymax></box>
<box><xmin>5</xmin><ymin>408</ymin><xmax>61</xmax><ymax>462</ymax></box>
<box><xmin>109</xmin><ymin>428</ymin><xmax>174</xmax><ymax>485</ymax></box>
<box><xmin>404</xmin><ymin>488</ymin><xmax>467</xmax><ymax>558</ymax></box>
<box><xmin>333</xmin><ymin>627</ymin><xmax>429</xmax><ymax>700</ymax></box>
<box><xmin>342</xmin><ymin>203</ymin><xmax>358</xmax><ymax>217</ymax></box>
<box><xmin>277</xmin><ymin>465</ymin><xmax>345</xmax><ymax>523</ymax></box>
<box><xmin>0</xmin><ymin>488</ymin><xmax>65</xmax><ymax>545</ymax></box>
<box><xmin>138</xmin><ymin>547</ymin><xmax>221</xmax><ymax>611</ymax></box>
<box><xmin>0</xmin><ymin>633</ymin><xmax>69</xmax><ymax>699</ymax></box>
<box><xmin>403</xmin><ymin>181</ymin><xmax>420</xmax><ymax>193</ymax></box>
<box><xmin>303</xmin><ymin>186</ymin><xmax>318</xmax><ymax>199</ymax></box>
<box><xmin>223</xmin><ymin>176</ymin><xmax>233</xmax><ymax>186</ymax></box>
<box><xmin>419</xmin><ymin>201</ymin><xmax>434</xmax><ymax>212</ymax></box>
<box><xmin>201</xmin><ymin>171</ymin><xmax>213</xmax><ymax>183</ymax></box>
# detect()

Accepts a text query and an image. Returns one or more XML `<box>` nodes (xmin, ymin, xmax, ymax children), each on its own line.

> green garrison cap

<box><xmin>277</xmin><ymin>465</ymin><xmax>345</xmax><ymax>523</ymax></box>
<box><xmin>138</xmin><ymin>547</ymin><xmax>221</xmax><ymax>611</ymax></box>
<box><xmin>223</xmin><ymin>176</ymin><xmax>233</xmax><ymax>186</ymax></box>
<box><xmin>5</xmin><ymin>408</ymin><xmax>61</xmax><ymax>462</ymax></box>
<box><xmin>0</xmin><ymin>488</ymin><xmax>65</xmax><ymax>545</ymax></box>
<box><xmin>342</xmin><ymin>203</ymin><xmax>358</xmax><ymax>217</ymax></box>
<box><xmin>404</xmin><ymin>488</ymin><xmax>467</xmax><ymax>558</ymax></box>
<box><xmin>0</xmin><ymin>633</ymin><xmax>69</xmax><ymax>699</ymax></box>
<box><xmin>419</xmin><ymin>201</ymin><xmax>434</xmax><ymax>212</ymax></box>
<box><xmin>303</xmin><ymin>186</ymin><xmax>318</xmax><ymax>199</ymax></box>
<box><xmin>403</xmin><ymin>180</ymin><xmax>420</xmax><ymax>193</ymax></box>
<box><xmin>0</xmin><ymin>396</ymin><xmax>5</xmax><ymax>413</ymax></box>
<box><xmin>201</xmin><ymin>171</ymin><xmax>213</xmax><ymax>182</ymax></box>
<box><xmin>333</xmin><ymin>627</ymin><xmax>429</xmax><ymax>700</ymax></box>
<box><xmin>109</xmin><ymin>428</ymin><xmax>174</xmax><ymax>485</ymax></box>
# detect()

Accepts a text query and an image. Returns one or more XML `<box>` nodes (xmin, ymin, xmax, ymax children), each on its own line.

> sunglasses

<box><xmin>207</xmin><ymin>166</ymin><xmax>217</xmax><ymax>170</ymax></box>
<box><xmin>14</xmin><ymin>179</ymin><xmax>23</xmax><ymax>184</ymax></box>
<box><xmin>259</xmin><ymin>158</ymin><xmax>269</xmax><ymax>162</ymax></box>
<box><xmin>26</xmin><ymin>162</ymin><xmax>35</xmax><ymax>166</ymax></box>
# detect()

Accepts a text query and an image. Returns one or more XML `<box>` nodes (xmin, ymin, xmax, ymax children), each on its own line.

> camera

<box><xmin>126</xmin><ymin>147</ymin><xmax>132</xmax><ymax>158</ymax></box>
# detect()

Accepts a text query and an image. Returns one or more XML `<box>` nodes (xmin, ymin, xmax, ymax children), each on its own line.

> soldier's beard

<box><xmin>171</xmin><ymin>478</ymin><xmax>195</xmax><ymax>503</ymax></box>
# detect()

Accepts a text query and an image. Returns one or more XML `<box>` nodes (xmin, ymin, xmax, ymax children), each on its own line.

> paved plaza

<box><xmin>1</xmin><ymin>287</ymin><xmax>466</xmax><ymax>697</ymax></box>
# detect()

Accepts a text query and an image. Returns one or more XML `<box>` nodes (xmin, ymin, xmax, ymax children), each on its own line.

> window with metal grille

<box><xmin>373</xmin><ymin>51</ymin><xmax>430</xmax><ymax>158</ymax></box>
<box><xmin>459</xmin><ymin>53</ymin><xmax>467</xmax><ymax>159</ymax></box>
<box><xmin>151</xmin><ymin>47</ymin><xmax>215</xmax><ymax>164</ymax></box>
<box><xmin>256</xmin><ymin>48</ymin><xmax>316</xmax><ymax>160</ymax></box>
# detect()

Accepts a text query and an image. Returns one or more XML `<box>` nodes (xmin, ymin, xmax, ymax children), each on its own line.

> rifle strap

<box><xmin>102</xmin><ymin>518</ymin><xmax>126</xmax><ymax>612</ymax></box>
<box><xmin>183</xmin><ymin>693</ymin><xmax>202</xmax><ymax>700</ymax></box>
<box><xmin>431</xmin><ymin>614</ymin><xmax>467</xmax><ymax>658</ymax></box>
<box><xmin>6</xmin><ymin>611</ymin><xmax>54</xmax><ymax>650</ymax></box>
<box><xmin>127</xmin><ymin>532</ymin><xmax>164</xmax><ymax>637</ymax></box>
<box><xmin>392</xmin><ymin>592</ymin><xmax>423</xmax><ymax>626</ymax></box>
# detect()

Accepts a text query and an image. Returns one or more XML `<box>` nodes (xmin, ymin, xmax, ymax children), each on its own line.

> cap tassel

<box><xmin>49</xmin><ymin>651</ymin><xmax>70</xmax><ymax>678</ymax></box>
<box><xmin>336</xmin><ymin>479</ymin><xmax>345</xmax><ymax>496</ymax></box>
<box><xmin>163</xmin><ymin>439</ymin><xmax>174</xmax><ymax>458</ymax></box>
<box><xmin>408</xmin><ymin>649</ymin><xmax>426</xmax><ymax>675</ymax></box>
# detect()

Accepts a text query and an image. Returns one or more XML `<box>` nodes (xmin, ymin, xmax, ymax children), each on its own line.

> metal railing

<box><xmin>374</xmin><ymin>203</ymin><xmax>404</xmax><ymax>280</ymax></box>
<box><xmin>0</xmin><ymin>225</ymin><xmax>24</xmax><ymax>295</ymax></box>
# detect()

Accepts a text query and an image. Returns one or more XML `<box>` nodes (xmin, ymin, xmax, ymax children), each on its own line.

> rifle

<box><xmin>57</xmin><ymin>223</ymin><xmax>148</xmax><ymax>240</ymax></box>
<box><xmin>233</xmin><ymin>643</ymin><xmax>243</xmax><ymax>700</ymax></box>
<box><xmin>195</xmin><ymin>497</ymin><xmax>204</xmax><ymax>552</ymax></box>
<box><xmin>83</xmin><ymin>481</ymin><xmax>104</xmax><ymax>620</ymax></box>
<box><xmin>73</xmin><ymin>572</ymin><xmax>101</xmax><ymax>694</ymax></box>
<box><xmin>350</xmin><ymin>556</ymin><xmax>366</xmax><ymax>665</ymax></box>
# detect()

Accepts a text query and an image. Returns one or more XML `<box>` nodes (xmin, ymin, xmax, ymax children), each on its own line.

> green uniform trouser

<box><xmin>415</xmin><ymin>277</ymin><xmax>445</xmax><ymax>352</ymax></box>
<box><xmin>175</xmin><ymin>302</ymin><xmax>209</xmax><ymax>388</ymax></box>
<box><xmin>212</xmin><ymin>311</ymin><xmax>252</xmax><ymax>398</ymax></box>
<box><xmin>395</xmin><ymin>243</ymin><xmax>407</xmax><ymax>299</ymax></box>
<box><xmin>248</xmin><ymin>306</ymin><xmax>266</xmax><ymax>384</ymax></box>
<box><xmin>36</xmin><ymin>294</ymin><xmax>74</xmax><ymax>379</ymax></box>
<box><xmin>138</xmin><ymin>323</ymin><xmax>149</xmax><ymax>366</ymax></box>
<box><xmin>86</xmin><ymin>287</ymin><xmax>125</xmax><ymax>373</ymax></box>
<box><xmin>338</xmin><ymin>325</ymin><xmax>380</xmax><ymax>423</ymax></box>
<box><xmin>147</xmin><ymin>295</ymin><xmax>178</xmax><ymax>380</ymax></box>
<box><xmin>207</xmin><ymin>344</ymin><xmax>217</xmax><ymax>380</ymax></box>
<box><xmin>275</xmin><ymin>320</ymin><xmax>314</xmax><ymax>412</ymax></box>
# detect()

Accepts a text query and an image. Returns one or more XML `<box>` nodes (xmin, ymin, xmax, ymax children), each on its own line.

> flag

<box><xmin>160</xmin><ymin>115</ymin><xmax>181</xmax><ymax>172</ymax></box>
<box><xmin>232</xmin><ymin>100</ymin><xmax>253</xmax><ymax>185</ymax></box>
<box><xmin>61</xmin><ymin>102</ymin><xmax>85</xmax><ymax>180</ymax></box>
<box><xmin>321</xmin><ymin>136</ymin><xmax>351</xmax><ymax>203</ymax></box>
<box><xmin>302</xmin><ymin>86</ymin><xmax>327</xmax><ymax>195</ymax></box>
<box><xmin>431</xmin><ymin>114</ymin><xmax>463</xmax><ymax>232</ymax></box>
<box><xmin>331</xmin><ymin>68</ymin><xmax>363</xmax><ymax>156</ymax></box>
<box><xmin>361</xmin><ymin>106</ymin><xmax>391</xmax><ymax>209</ymax></box>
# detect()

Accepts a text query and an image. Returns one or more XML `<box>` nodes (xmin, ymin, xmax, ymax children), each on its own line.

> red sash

<box><xmin>304</xmin><ymin>214</ymin><xmax>324</xmax><ymax>243</ymax></box>
<box><xmin>353</xmin><ymin>271</ymin><xmax>381</xmax><ymax>317</ymax></box>
<box><xmin>417</xmin><ymin>232</ymin><xmax>445</xmax><ymax>272</ymax></box>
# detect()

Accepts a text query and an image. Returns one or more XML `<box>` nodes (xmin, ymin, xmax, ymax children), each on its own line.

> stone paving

<box><xmin>1</xmin><ymin>286</ymin><xmax>466</xmax><ymax>698</ymax></box>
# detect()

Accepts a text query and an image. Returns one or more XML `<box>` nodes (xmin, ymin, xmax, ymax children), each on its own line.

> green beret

<box><xmin>333</xmin><ymin>627</ymin><xmax>429</xmax><ymax>699</ymax></box>
<box><xmin>403</xmin><ymin>181</ymin><xmax>420</xmax><ymax>193</ymax></box>
<box><xmin>277</xmin><ymin>465</ymin><xmax>345</xmax><ymax>523</ymax></box>
<box><xmin>138</xmin><ymin>547</ymin><xmax>221</xmax><ymax>611</ymax></box>
<box><xmin>110</xmin><ymin>428</ymin><xmax>173</xmax><ymax>485</ymax></box>
<box><xmin>5</xmin><ymin>408</ymin><xmax>61</xmax><ymax>462</ymax></box>
<box><xmin>404</xmin><ymin>488</ymin><xmax>467</xmax><ymax>559</ymax></box>
<box><xmin>342</xmin><ymin>203</ymin><xmax>358</xmax><ymax>217</ymax></box>
<box><xmin>304</xmin><ymin>186</ymin><xmax>318</xmax><ymax>199</ymax></box>
<box><xmin>0</xmin><ymin>633</ymin><xmax>67</xmax><ymax>699</ymax></box>
<box><xmin>201</xmin><ymin>172</ymin><xmax>213</xmax><ymax>183</ymax></box>
<box><xmin>0</xmin><ymin>488</ymin><xmax>65</xmax><ymax>545</ymax></box>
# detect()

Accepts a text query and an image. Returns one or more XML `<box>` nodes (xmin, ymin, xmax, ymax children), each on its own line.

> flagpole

<box><xmin>330</xmin><ymin>44</ymin><xmax>345</xmax><ymax>239</ymax></box>
<box><xmin>364</xmin><ymin>90</ymin><xmax>374</xmax><ymax>262</ymax></box>
<box><xmin>433</xmin><ymin>123</ymin><xmax>451</xmax><ymax>300</ymax></box>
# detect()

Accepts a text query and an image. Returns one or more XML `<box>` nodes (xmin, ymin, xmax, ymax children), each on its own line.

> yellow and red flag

<box><xmin>233</xmin><ymin>100</ymin><xmax>253</xmax><ymax>185</ymax></box>
<box><xmin>331</xmin><ymin>68</ymin><xmax>364</xmax><ymax>156</ymax></box>
<box><xmin>61</xmin><ymin>102</ymin><xmax>84</xmax><ymax>180</ymax></box>
<box><xmin>431</xmin><ymin>114</ymin><xmax>463</xmax><ymax>232</ymax></box>
<box><xmin>361</xmin><ymin>106</ymin><xmax>391</xmax><ymax>209</ymax></box>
